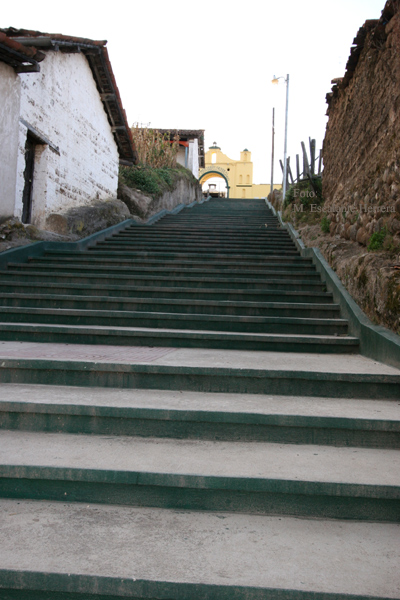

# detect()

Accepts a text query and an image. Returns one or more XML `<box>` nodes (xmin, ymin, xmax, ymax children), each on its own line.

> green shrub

<box><xmin>321</xmin><ymin>216</ymin><xmax>330</xmax><ymax>233</ymax></box>
<box><xmin>119</xmin><ymin>164</ymin><xmax>196</xmax><ymax>201</ymax></box>
<box><xmin>367</xmin><ymin>227</ymin><xmax>388</xmax><ymax>251</ymax></box>
<box><xmin>283</xmin><ymin>177</ymin><xmax>323</xmax><ymax>210</ymax></box>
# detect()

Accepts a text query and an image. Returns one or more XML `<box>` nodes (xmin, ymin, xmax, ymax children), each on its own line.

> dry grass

<box><xmin>131</xmin><ymin>124</ymin><xmax>180</xmax><ymax>168</ymax></box>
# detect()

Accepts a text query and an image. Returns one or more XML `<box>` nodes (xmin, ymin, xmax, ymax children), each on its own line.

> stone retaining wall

<box><xmin>323</xmin><ymin>0</ymin><xmax>400</xmax><ymax>248</ymax></box>
<box><xmin>118</xmin><ymin>176</ymin><xmax>203</xmax><ymax>221</ymax></box>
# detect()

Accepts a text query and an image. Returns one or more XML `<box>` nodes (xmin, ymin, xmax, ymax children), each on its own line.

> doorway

<box><xmin>22</xmin><ymin>134</ymin><xmax>36</xmax><ymax>224</ymax></box>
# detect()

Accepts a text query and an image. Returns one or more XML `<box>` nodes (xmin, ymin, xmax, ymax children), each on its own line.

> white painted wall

<box><xmin>0</xmin><ymin>62</ymin><xmax>21</xmax><ymax>221</ymax></box>
<box><xmin>15</xmin><ymin>51</ymin><xmax>119</xmax><ymax>228</ymax></box>
<box><xmin>176</xmin><ymin>145</ymin><xmax>187</xmax><ymax>169</ymax></box>
<box><xmin>188</xmin><ymin>138</ymin><xmax>199</xmax><ymax>179</ymax></box>
<box><xmin>176</xmin><ymin>139</ymin><xmax>199</xmax><ymax>178</ymax></box>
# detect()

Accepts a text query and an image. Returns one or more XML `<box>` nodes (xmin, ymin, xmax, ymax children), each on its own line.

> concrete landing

<box><xmin>0</xmin><ymin>499</ymin><xmax>399</xmax><ymax>598</ymax></box>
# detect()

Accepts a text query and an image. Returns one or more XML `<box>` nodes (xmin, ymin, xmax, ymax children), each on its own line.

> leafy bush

<box><xmin>283</xmin><ymin>177</ymin><xmax>323</xmax><ymax>210</ymax></box>
<box><xmin>120</xmin><ymin>164</ymin><xmax>196</xmax><ymax>201</ymax></box>
<box><xmin>321</xmin><ymin>216</ymin><xmax>330</xmax><ymax>233</ymax></box>
<box><xmin>367</xmin><ymin>227</ymin><xmax>388</xmax><ymax>251</ymax></box>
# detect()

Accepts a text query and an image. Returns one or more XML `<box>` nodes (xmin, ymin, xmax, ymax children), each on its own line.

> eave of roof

<box><xmin>0</xmin><ymin>31</ymin><xmax>44</xmax><ymax>72</ymax></box>
<box><xmin>0</xmin><ymin>27</ymin><xmax>137</xmax><ymax>165</ymax></box>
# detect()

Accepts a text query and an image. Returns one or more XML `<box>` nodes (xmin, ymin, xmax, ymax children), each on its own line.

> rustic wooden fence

<box><xmin>279</xmin><ymin>138</ymin><xmax>323</xmax><ymax>194</ymax></box>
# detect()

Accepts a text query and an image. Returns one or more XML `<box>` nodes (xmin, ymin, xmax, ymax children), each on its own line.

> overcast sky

<box><xmin>2</xmin><ymin>0</ymin><xmax>386</xmax><ymax>185</ymax></box>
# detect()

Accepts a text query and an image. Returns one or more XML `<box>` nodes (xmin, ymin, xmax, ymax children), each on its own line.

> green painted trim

<box><xmin>0</xmin><ymin>359</ymin><xmax>398</xmax><ymax>398</ymax></box>
<box><xmin>1</xmin><ymin>465</ymin><xmax>398</xmax><ymax>499</ymax></box>
<box><xmin>198</xmin><ymin>170</ymin><xmax>230</xmax><ymax>198</ymax></box>
<box><xmin>0</xmin><ymin>570</ymin><xmax>391</xmax><ymax>600</ymax></box>
<box><xmin>2</xmin><ymin>400</ymin><xmax>398</xmax><ymax>430</ymax></box>
<box><xmin>266</xmin><ymin>200</ymin><xmax>400</xmax><ymax>369</ymax></box>
<box><xmin>1</xmin><ymin>402</ymin><xmax>398</xmax><ymax>447</ymax></box>
<box><xmin>1</xmin><ymin>477</ymin><xmax>398</xmax><ymax>521</ymax></box>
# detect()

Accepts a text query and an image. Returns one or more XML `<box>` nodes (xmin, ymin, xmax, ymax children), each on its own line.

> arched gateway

<box><xmin>199</xmin><ymin>144</ymin><xmax>273</xmax><ymax>199</ymax></box>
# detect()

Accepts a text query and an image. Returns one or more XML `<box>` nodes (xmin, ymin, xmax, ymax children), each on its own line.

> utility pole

<box><xmin>270</xmin><ymin>107</ymin><xmax>275</xmax><ymax>197</ymax></box>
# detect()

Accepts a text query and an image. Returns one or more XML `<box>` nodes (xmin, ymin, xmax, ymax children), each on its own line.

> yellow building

<box><xmin>199</xmin><ymin>144</ymin><xmax>280</xmax><ymax>198</ymax></box>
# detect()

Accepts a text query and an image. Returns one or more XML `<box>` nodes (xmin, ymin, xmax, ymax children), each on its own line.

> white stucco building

<box><xmin>0</xmin><ymin>28</ymin><xmax>136</xmax><ymax>229</ymax></box>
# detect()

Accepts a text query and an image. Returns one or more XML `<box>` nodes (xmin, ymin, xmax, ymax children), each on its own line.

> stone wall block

<box><xmin>46</xmin><ymin>199</ymin><xmax>130</xmax><ymax>236</ymax></box>
<box><xmin>356</xmin><ymin>226</ymin><xmax>368</xmax><ymax>245</ymax></box>
<box><xmin>389</xmin><ymin>217</ymin><xmax>400</xmax><ymax>234</ymax></box>
<box><xmin>349</xmin><ymin>224</ymin><xmax>358</xmax><ymax>241</ymax></box>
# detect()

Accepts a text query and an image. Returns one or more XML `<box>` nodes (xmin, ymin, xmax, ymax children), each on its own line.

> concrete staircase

<box><xmin>0</xmin><ymin>198</ymin><xmax>399</xmax><ymax>599</ymax></box>
<box><xmin>0</xmin><ymin>199</ymin><xmax>358</xmax><ymax>351</ymax></box>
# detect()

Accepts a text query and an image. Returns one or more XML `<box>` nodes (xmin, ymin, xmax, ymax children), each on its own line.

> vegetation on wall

<box><xmin>131</xmin><ymin>125</ymin><xmax>180</xmax><ymax>168</ymax></box>
<box><xmin>119</xmin><ymin>164</ymin><xmax>197</xmax><ymax>201</ymax></box>
<box><xmin>281</xmin><ymin>177</ymin><xmax>325</xmax><ymax>227</ymax></box>
<box><xmin>119</xmin><ymin>125</ymin><xmax>197</xmax><ymax>201</ymax></box>
<box><xmin>367</xmin><ymin>227</ymin><xmax>388</xmax><ymax>251</ymax></box>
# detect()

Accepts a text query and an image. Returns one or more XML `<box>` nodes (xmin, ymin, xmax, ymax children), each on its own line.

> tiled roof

<box><xmin>0</xmin><ymin>31</ymin><xmax>44</xmax><ymax>72</ymax></box>
<box><xmin>1</xmin><ymin>27</ymin><xmax>137</xmax><ymax>165</ymax></box>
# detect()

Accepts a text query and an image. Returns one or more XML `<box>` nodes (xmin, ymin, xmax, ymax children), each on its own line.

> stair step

<box><xmin>1</xmin><ymin>384</ymin><xmax>398</xmax><ymax>448</ymax></box>
<box><xmin>1</xmin><ymin>270</ymin><xmax>327</xmax><ymax>291</ymax></box>
<box><xmin>20</xmin><ymin>262</ymin><xmax>321</xmax><ymax>280</ymax></box>
<box><xmin>114</xmin><ymin>230</ymin><xmax>291</xmax><ymax>239</ymax></box>
<box><xmin>89</xmin><ymin>245</ymin><xmax>299</xmax><ymax>256</ymax></box>
<box><xmin>43</xmin><ymin>249</ymin><xmax>315</xmax><ymax>266</ymax></box>
<box><xmin>92</xmin><ymin>243</ymin><xmax>298</xmax><ymax>253</ymax></box>
<box><xmin>83</xmin><ymin>249</ymin><xmax>311</xmax><ymax>263</ymax></box>
<box><xmin>1</xmin><ymin>500</ymin><xmax>397</xmax><ymax>600</ymax></box>
<box><xmin>0</xmin><ymin>322</ymin><xmax>358</xmax><ymax>351</ymax></box>
<box><xmin>27</xmin><ymin>260</ymin><xmax>319</xmax><ymax>278</ymax></box>
<box><xmin>81</xmin><ymin>249</ymin><xmax>310</xmax><ymax>263</ymax></box>
<box><xmin>39</xmin><ymin>255</ymin><xmax>316</xmax><ymax>271</ymax></box>
<box><xmin>0</xmin><ymin>281</ymin><xmax>335</xmax><ymax>302</ymax></box>
<box><xmin>0</xmin><ymin>307</ymin><xmax>349</xmax><ymax>335</ymax></box>
<box><xmin>0</xmin><ymin>347</ymin><xmax>398</xmax><ymax>398</ymax></box>
<box><xmin>0</xmin><ymin>430</ymin><xmax>399</xmax><ymax>520</ymax></box>
<box><xmin>0</xmin><ymin>294</ymin><xmax>342</xmax><ymax>317</ymax></box>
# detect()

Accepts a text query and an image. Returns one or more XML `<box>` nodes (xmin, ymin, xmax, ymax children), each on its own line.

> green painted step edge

<box><xmin>2</xmin><ymin>270</ymin><xmax>327</xmax><ymax>287</ymax></box>
<box><xmin>6</xmin><ymin>264</ymin><xmax>323</xmax><ymax>278</ymax></box>
<box><xmin>266</xmin><ymin>200</ymin><xmax>400</xmax><ymax>369</ymax></box>
<box><xmin>3</xmin><ymin>400</ymin><xmax>398</xmax><ymax>431</ymax></box>
<box><xmin>1</xmin><ymin>474</ymin><xmax>399</xmax><ymax>521</ymax></box>
<box><xmin>0</xmin><ymin>570</ymin><xmax>392</xmax><ymax>600</ymax></box>
<box><xmin>0</xmin><ymin>283</ymin><xmax>335</xmax><ymax>302</ymax></box>
<box><xmin>0</xmin><ymin>294</ymin><xmax>340</xmax><ymax>312</ymax></box>
<box><xmin>1</xmin><ymin>465</ymin><xmax>399</xmax><ymax>499</ymax></box>
<box><xmin>0</xmin><ymin>360</ymin><xmax>396</xmax><ymax>399</ymax></box>
<box><xmin>0</xmin><ymin>307</ymin><xmax>348</xmax><ymax>327</ymax></box>
<box><xmin>2</xmin><ymin>404</ymin><xmax>398</xmax><ymax>447</ymax></box>
<box><xmin>0</xmin><ymin>323</ymin><xmax>357</xmax><ymax>344</ymax></box>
